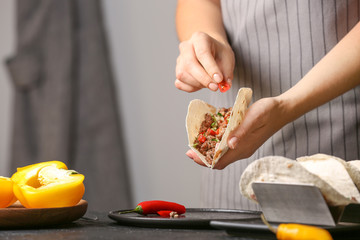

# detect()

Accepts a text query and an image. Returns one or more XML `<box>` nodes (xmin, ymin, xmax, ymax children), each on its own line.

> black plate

<box><xmin>108</xmin><ymin>208</ymin><xmax>261</xmax><ymax>229</ymax></box>
<box><xmin>210</xmin><ymin>219</ymin><xmax>360</xmax><ymax>240</ymax></box>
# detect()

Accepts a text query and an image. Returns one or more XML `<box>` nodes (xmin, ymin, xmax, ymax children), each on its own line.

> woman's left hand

<box><xmin>186</xmin><ymin>97</ymin><xmax>287</xmax><ymax>169</ymax></box>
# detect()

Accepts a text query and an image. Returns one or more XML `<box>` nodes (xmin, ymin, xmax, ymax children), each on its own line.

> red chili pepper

<box><xmin>218</xmin><ymin>80</ymin><xmax>230</xmax><ymax>93</ymax></box>
<box><xmin>120</xmin><ymin>200</ymin><xmax>186</xmax><ymax>215</ymax></box>
<box><xmin>198</xmin><ymin>134</ymin><xmax>206</xmax><ymax>144</ymax></box>
<box><xmin>207</xmin><ymin>128</ymin><xmax>216</xmax><ymax>136</ymax></box>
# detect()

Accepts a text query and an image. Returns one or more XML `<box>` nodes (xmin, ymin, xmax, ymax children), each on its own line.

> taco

<box><xmin>239</xmin><ymin>156</ymin><xmax>359</xmax><ymax>206</ymax></box>
<box><xmin>186</xmin><ymin>88</ymin><xmax>252</xmax><ymax>168</ymax></box>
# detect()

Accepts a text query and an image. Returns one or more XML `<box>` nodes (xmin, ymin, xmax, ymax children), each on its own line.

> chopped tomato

<box><xmin>198</xmin><ymin>134</ymin><xmax>206</xmax><ymax>144</ymax></box>
<box><xmin>216</xmin><ymin>128</ymin><xmax>220</xmax><ymax>135</ymax></box>
<box><xmin>218</xmin><ymin>80</ymin><xmax>230</xmax><ymax>93</ymax></box>
<box><xmin>207</xmin><ymin>128</ymin><xmax>216</xmax><ymax>136</ymax></box>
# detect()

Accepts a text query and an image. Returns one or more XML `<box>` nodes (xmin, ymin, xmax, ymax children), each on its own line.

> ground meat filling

<box><xmin>193</xmin><ymin>107</ymin><xmax>232</xmax><ymax>164</ymax></box>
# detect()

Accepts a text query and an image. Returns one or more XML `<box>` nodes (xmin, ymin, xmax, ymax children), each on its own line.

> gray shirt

<box><xmin>201</xmin><ymin>0</ymin><xmax>360</xmax><ymax>210</ymax></box>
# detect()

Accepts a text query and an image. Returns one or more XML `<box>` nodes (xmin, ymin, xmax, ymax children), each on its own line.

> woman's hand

<box><xmin>186</xmin><ymin>97</ymin><xmax>287</xmax><ymax>169</ymax></box>
<box><xmin>175</xmin><ymin>31</ymin><xmax>235</xmax><ymax>93</ymax></box>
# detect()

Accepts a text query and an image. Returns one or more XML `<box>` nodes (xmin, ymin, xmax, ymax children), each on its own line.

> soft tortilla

<box><xmin>239</xmin><ymin>156</ymin><xmax>357</xmax><ymax>206</ymax></box>
<box><xmin>346</xmin><ymin>160</ymin><xmax>360</xmax><ymax>191</ymax></box>
<box><xmin>186</xmin><ymin>88</ymin><xmax>252</xmax><ymax>168</ymax></box>
<box><xmin>296</xmin><ymin>154</ymin><xmax>360</xmax><ymax>202</ymax></box>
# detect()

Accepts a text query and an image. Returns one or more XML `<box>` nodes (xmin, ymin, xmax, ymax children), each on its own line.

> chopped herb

<box><xmin>192</xmin><ymin>143</ymin><xmax>198</xmax><ymax>147</ymax></box>
<box><xmin>217</xmin><ymin>112</ymin><xmax>224</xmax><ymax>117</ymax></box>
<box><xmin>211</xmin><ymin>138</ymin><xmax>219</xmax><ymax>142</ymax></box>
<box><xmin>212</xmin><ymin>115</ymin><xmax>217</xmax><ymax>121</ymax></box>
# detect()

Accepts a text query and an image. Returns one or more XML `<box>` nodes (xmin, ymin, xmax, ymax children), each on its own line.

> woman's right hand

<box><xmin>175</xmin><ymin>31</ymin><xmax>235</xmax><ymax>93</ymax></box>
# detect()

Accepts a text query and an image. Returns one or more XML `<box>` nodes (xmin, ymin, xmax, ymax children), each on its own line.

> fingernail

<box><xmin>186</xmin><ymin>151</ymin><xmax>194</xmax><ymax>159</ymax></box>
<box><xmin>209</xmin><ymin>83</ymin><xmax>218</xmax><ymax>91</ymax></box>
<box><xmin>213</xmin><ymin>73</ymin><xmax>222</xmax><ymax>83</ymax></box>
<box><xmin>227</xmin><ymin>78</ymin><xmax>232</xmax><ymax>86</ymax></box>
<box><xmin>228</xmin><ymin>137</ymin><xmax>238</xmax><ymax>149</ymax></box>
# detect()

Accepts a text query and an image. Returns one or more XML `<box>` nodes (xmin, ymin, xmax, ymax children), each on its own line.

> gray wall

<box><xmin>0</xmin><ymin>0</ymin><xmax>14</xmax><ymax>177</ymax></box>
<box><xmin>0</xmin><ymin>0</ymin><xmax>207</xmax><ymax>207</ymax></box>
<box><xmin>102</xmin><ymin>0</ymin><xmax>207</xmax><ymax>207</ymax></box>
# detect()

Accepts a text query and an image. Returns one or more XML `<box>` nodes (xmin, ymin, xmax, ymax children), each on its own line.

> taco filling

<box><xmin>192</xmin><ymin>107</ymin><xmax>232</xmax><ymax>164</ymax></box>
<box><xmin>186</xmin><ymin>88</ymin><xmax>252</xmax><ymax>168</ymax></box>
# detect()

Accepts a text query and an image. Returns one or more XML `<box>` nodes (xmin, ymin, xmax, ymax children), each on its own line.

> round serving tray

<box><xmin>0</xmin><ymin>199</ymin><xmax>88</xmax><ymax>229</ymax></box>
<box><xmin>108</xmin><ymin>208</ymin><xmax>261</xmax><ymax>229</ymax></box>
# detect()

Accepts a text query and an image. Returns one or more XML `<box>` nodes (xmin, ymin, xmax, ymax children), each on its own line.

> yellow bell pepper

<box><xmin>11</xmin><ymin>161</ymin><xmax>67</xmax><ymax>185</ymax></box>
<box><xmin>0</xmin><ymin>177</ymin><xmax>17</xmax><ymax>208</ymax></box>
<box><xmin>11</xmin><ymin>161</ymin><xmax>85</xmax><ymax>208</ymax></box>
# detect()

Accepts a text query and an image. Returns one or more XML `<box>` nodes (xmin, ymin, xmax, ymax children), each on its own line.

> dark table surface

<box><xmin>1</xmin><ymin>211</ymin><xmax>359</xmax><ymax>240</ymax></box>
<box><xmin>0</xmin><ymin>211</ymin><xmax>274</xmax><ymax>240</ymax></box>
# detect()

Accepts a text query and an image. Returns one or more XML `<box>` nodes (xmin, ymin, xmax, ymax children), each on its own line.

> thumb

<box><xmin>227</xmin><ymin>105</ymin><xmax>254</xmax><ymax>150</ymax></box>
<box><xmin>228</xmin><ymin>126</ymin><xmax>245</xmax><ymax>150</ymax></box>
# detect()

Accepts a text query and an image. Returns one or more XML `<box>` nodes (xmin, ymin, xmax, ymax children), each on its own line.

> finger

<box><xmin>186</xmin><ymin>150</ymin><xmax>207</xmax><ymax>167</ymax></box>
<box><xmin>176</xmin><ymin>61</ymin><xmax>203</xmax><ymax>89</ymax></box>
<box><xmin>175</xmin><ymin>79</ymin><xmax>202</xmax><ymax>93</ymax></box>
<box><xmin>192</xmin><ymin>33</ymin><xmax>223</xmax><ymax>83</ymax></box>
<box><xmin>179</xmin><ymin>42</ymin><xmax>218</xmax><ymax>91</ymax></box>
<box><xmin>187</xmin><ymin>62</ymin><xmax>219</xmax><ymax>91</ymax></box>
<box><xmin>212</xmin><ymin>149</ymin><xmax>239</xmax><ymax>170</ymax></box>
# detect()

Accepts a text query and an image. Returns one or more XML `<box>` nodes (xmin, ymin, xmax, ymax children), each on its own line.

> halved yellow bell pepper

<box><xmin>0</xmin><ymin>177</ymin><xmax>17</xmax><ymax>208</ymax></box>
<box><xmin>11</xmin><ymin>161</ymin><xmax>67</xmax><ymax>185</ymax></box>
<box><xmin>11</xmin><ymin>161</ymin><xmax>85</xmax><ymax>208</ymax></box>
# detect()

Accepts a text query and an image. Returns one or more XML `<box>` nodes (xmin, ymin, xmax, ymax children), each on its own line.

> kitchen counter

<box><xmin>1</xmin><ymin>211</ymin><xmax>359</xmax><ymax>240</ymax></box>
<box><xmin>0</xmin><ymin>211</ymin><xmax>274</xmax><ymax>240</ymax></box>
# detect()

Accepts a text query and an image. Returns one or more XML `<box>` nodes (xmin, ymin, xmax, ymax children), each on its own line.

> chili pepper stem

<box><xmin>261</xmin><ymin>214</ymin><xmax>277</xmax><ymax>234</ymax></box>
<box><xmin>119</xmin><ymin>205</ymin><xmax>143</xmax><ymax>214</ymax></box>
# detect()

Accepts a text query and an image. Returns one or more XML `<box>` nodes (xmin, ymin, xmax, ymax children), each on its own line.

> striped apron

<box><xmin>201</xmin><ymin>0</ymin><xmax>360</xmax><ymax>210</ymax></box>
